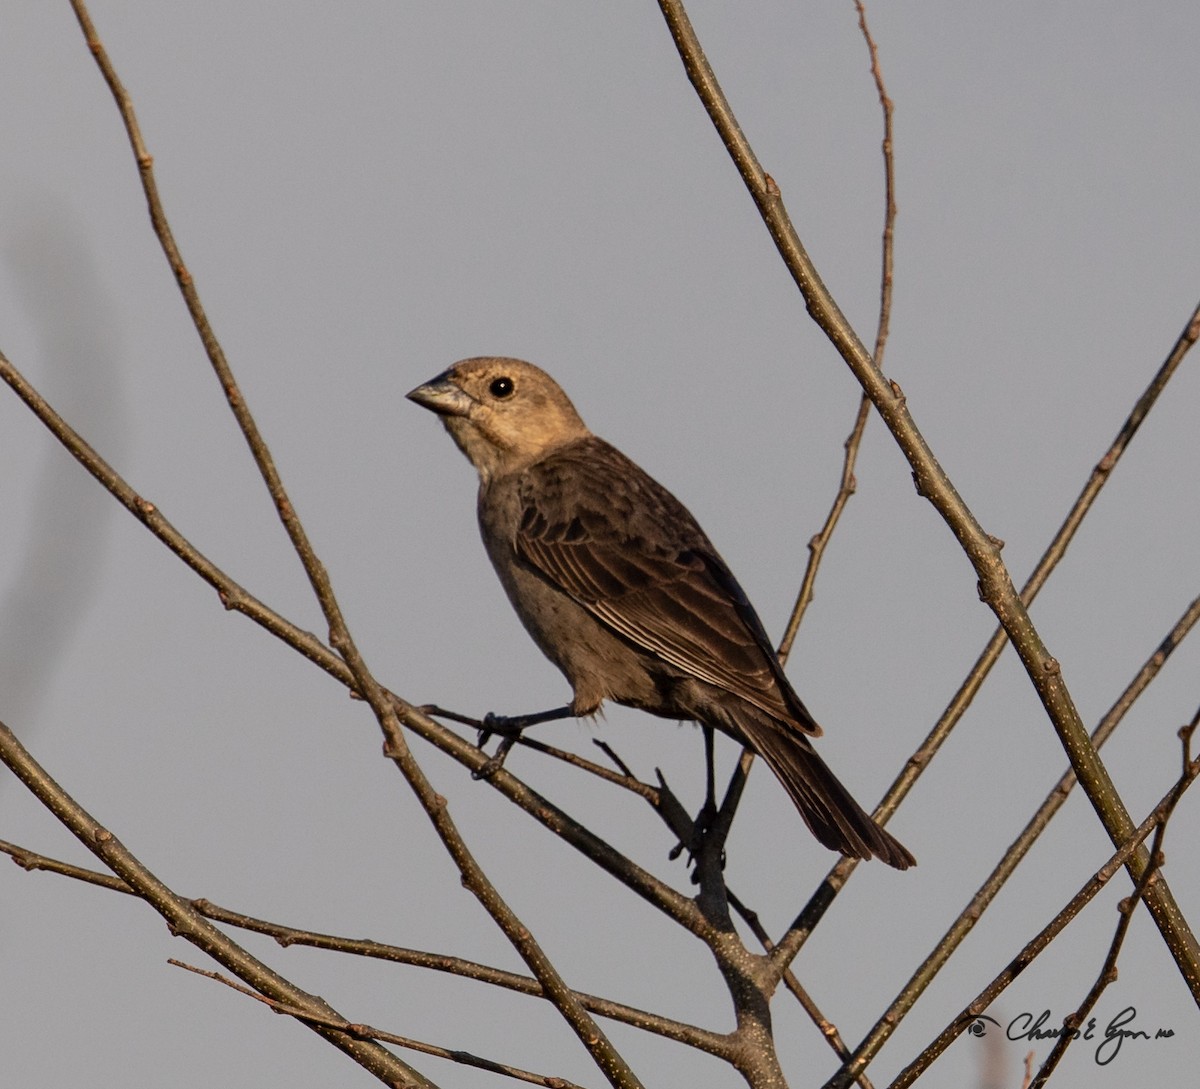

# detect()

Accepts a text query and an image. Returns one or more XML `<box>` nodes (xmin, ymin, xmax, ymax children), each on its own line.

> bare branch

<box><xmin>0</xmin><ymin>838</ymin><xmax>733</xmax><ymax>1056</ymax></box>
<box><xmin>772</xmin><ymin>295</ymin><xmax>1200</xmax><ymax>975</ymax></box>
<box><xmin>653</xmin><ymin>0</ymin><xmax>1200</xmax><ymax>992</ymax></box>
<box><xmin>887</xmin><ymin>743</ymin><xmax>1200</xmax><ymax>1088</ymax></box>
<box><xmin>0</xmin><ymin>347</ymin><xmax>704</xmax><ymax>938</ymax></box>
<box><xmin>779</xmin><ymin>0</ymin><xmax>896</xmax><ymax>663</ymax></box>
<box><xmin>67</xmin><ymin>5</ymin><xmax>668</xmax><ymax>1082</ymax></box>
<box><xmin>0</xmin><ymin>721</ymin><xmax>434</xmax><ymax>1087</ymax></box>
<box><xmin>804</xmin><ymin>589</ymin><xmax>1200</xmax><ymax>1079</ymax></box>
<box><xmin>169</xmin><ymin>959</ymin><xmax>591</xmax><ymax>1089</ymax></box>
<box><xmin>1027</xmin><ymin>713</ymin><xmax>1199</xmax><ymax>1088</ymax></box>
<box><xmin>728</xmin><ymin>890</ymin><xmax>874</xmax><ymax>1089</ymax></box>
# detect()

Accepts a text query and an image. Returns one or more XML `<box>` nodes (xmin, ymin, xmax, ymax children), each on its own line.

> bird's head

<box><xmin>407</xmin><ymin>357</ymin><xmax>591</xmax><ymax>481</ymax></box>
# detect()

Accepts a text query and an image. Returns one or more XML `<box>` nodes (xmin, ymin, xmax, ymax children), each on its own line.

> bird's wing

<box><xmin>512</xmin><ymin>438</ymin><xmax>820</xmax><ymax>735</ymax></box>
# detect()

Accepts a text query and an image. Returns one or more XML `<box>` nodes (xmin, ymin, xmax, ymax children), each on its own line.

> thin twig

<box><xmin>0</xmin><ymin>837</ymin><xmax>732</xmax><ymax>1054</ymax></box>
<box><xmin>853</xmin><ymin>0</ymin><xmax>897</xmax><ymax>373</ymax></box>
<box><xmin>779</xmin><ymin>0</ymin><xmax>896</xmax><ymax>662</ymax></box>
<box><xmin>777</xmin><ymin>396</ymin><xmax>871</xmax><ymax>665</ymax></box>
<box><xmin>0</xmin><ymin>722</ymin><xmax>434</xmax><ymax>1088</ymax></box>
<box><xmin>169</xmin><ymin>959</ymin><xmax>590</xmax><ymax>1089</ymax></box>
<box><xmin>67</xmin><ymin>7</ymin><xmax>646</xmax><ymax>1084</ymax></box>
<box><xmin>1028</xmin><ymin>714</ymin><xmax>1198</xmax><ymax>1088</ymax></box>
<box><xmin>1028</xmin><ymin>852</ymin><xmax>1162</xmax><ymax>1088</ymax></box>
<box><xmin>810</xmin><ymin>590</ymin><xmax>1200</xmax><ymax>1081</ymax></box>
<box><xmin>770</xmin><ymin>295</ymin><xmax>1200</xmax><ymax>980</ymax></box>
<box><xmin>654</xmin><ymin>0</ymin><xmax>1200</xmax><ymax>996</ymax></box>
<box><xmin>886</xmin><ymin>747</ymin><xmax>1200</xmax><ymax>1089</ymax></box>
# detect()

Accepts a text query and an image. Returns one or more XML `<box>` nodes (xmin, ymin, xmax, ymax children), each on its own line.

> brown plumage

<box><xmin>407</xmin><ymin>357</ymin><xmax>914</xmax><ymax>869</ymax></box>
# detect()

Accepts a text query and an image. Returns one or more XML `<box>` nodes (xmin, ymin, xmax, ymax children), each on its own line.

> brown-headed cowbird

<box><xmin>407</xmin><ymin>357</ymin><xmax>914</xmax><ymax>868</ymax></box>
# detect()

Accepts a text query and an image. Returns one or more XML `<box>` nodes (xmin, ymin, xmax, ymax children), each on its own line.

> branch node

<box><xmin>10</xmin><ymin>848</ymin><xmax>35</xmax><ymax>871</ymax></box>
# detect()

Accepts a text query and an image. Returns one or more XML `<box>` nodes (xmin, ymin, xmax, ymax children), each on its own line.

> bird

<box><xmin>407</xmin><ymin>357</ymin><xmax>914</xmax><ymax>869</ymax></box>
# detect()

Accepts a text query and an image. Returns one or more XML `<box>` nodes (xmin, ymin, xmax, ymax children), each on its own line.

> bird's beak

<box><xmin>406</xmin><ymin>374</ymin><xmax>474</xmax><ymax>418</ymax></box>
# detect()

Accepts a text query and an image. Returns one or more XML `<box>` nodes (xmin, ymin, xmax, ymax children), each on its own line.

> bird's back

<box><xmin>484</xmin><ymin>436</ymin><xmax>822</xmax><ymax>737</ymax></box>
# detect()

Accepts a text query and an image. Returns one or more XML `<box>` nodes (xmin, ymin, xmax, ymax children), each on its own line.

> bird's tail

<box><xmin>735</xmin><ymin>712</ymin><xmax>915</xmax><ymax>869</ymax></box>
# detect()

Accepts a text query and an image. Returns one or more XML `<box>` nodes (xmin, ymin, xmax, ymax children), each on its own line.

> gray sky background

<box><xmin>2</xmin><ymin>4</ymin><xmax>1198</xmax><ymax>1087</ymax></box>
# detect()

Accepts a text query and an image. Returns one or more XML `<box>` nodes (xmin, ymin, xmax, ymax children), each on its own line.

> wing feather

<box><xmin>512</xmin><ymin>437</ymin><xmax>819</xmax><ymax>735</ymax></box>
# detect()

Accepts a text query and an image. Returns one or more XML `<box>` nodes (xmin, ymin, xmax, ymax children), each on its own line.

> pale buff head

<box><xmin>407</xmin><ymin>357</ymin><xmax>591</xmax><ymax>482</ymax></box>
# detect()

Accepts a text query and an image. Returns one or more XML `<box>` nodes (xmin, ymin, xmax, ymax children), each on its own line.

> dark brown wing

<box><xmin>513</xmin><ymin>437</ymin><xmax>820</xmax><ymax>736</ymax></box>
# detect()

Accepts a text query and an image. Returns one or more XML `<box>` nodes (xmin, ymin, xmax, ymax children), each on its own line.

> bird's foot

<box><xmin>472</xmin><ymin>714</ymin><xmax>529</xmax><ymax>779</ymax></box>
<box><xmin>475</xmin><ymin>710</ymin><xmax>530</xmax><ymax>744</ymax></box>
<box><xmin>692</xmin><ymin>797</ymin><xmax>719</xmax><ymax>842</ymax></box>
<box><xmin>419</xmin><ymin>703</ymin><xmax>575</xmax><ymax>779</ymax></box>
<box><xmin>413</xmin><ymin>705</ymin><xmax>524</xmax><ymax>778</ymax></box>
<box><xmin>667</xmin><ymin>799</ymin><xmax>726</xmax><ymax>875</ymax></box>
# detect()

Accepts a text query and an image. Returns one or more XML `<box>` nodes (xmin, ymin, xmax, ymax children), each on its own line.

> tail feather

<box><xmin>738</xmin><ymin>714</ymin><xmax>915</xmax><ymax>870</ymax></box>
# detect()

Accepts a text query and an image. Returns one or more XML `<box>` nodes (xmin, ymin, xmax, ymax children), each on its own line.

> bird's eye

<box><xmin>489</xmin><ymin>376</ymin><xmax>515</xmax><ymax>399</ymax></box>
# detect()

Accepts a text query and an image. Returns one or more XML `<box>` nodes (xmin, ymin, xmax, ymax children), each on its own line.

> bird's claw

<box><xmin>425</xmin><ymin>703</ymin><xmax>572</xmax><ymax>780</ymax></box>
<box><xmin>688</xmin><ymin>798</ymin><xmax>718</xmax><ymax>847</ymax></box>
<box><xmin>475</xmin><ymin>711</ymin><xmax>524</xmax><ymax>748</ymax></box>
<box><xmin>471</xmin><ymin>715</ymin><xmax>531</xmax><ymax>779</ymax></box>
<box><xmin>670</xmin><ymin>801</ymin><xmax>727</xmax><ymax>877</ymax></box>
